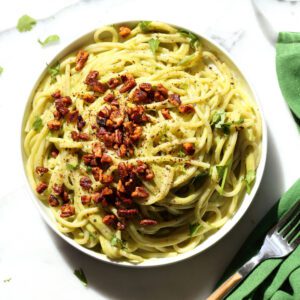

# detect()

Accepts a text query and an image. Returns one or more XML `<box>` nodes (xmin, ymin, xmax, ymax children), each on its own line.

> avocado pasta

<box><xmin>24</xmin><ymin>21</ymin><xmax>262</xmax><ymax>263</ymax></box>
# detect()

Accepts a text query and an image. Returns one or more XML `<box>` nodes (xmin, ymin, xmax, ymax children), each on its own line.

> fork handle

<box><xmin>206</xmin><ymin>272</ymin><xmax>243</xmax><ymax>300</ymax></box>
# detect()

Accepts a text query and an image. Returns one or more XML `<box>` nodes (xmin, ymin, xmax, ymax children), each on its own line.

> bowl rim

<box><xmin>20</xmin><ymin>20</ymin><xmax>268</xmax><ymax>268</ymax></box>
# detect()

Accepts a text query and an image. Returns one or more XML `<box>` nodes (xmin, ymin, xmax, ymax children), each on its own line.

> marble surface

<box><xmin>0</xmin><ymin>0</ymin><xmax>300</xmax><ymax>299</ymax></box>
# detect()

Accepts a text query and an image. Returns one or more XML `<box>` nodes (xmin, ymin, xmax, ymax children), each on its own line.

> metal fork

<box><xmin>207</xmin><ymin>199</ymin><xmax>300</xmax><ymax>300</ymax></box>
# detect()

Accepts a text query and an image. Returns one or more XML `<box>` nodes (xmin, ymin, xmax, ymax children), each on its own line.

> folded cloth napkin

<box><xmin>276</xmin><ymin>32</ymin><xmax>300</xmax><ymax>130</ymax></box>
<box><xmin>218</xmin><ymin>179</ymin><xmax>300</xmax><ymax>299</ymax></box>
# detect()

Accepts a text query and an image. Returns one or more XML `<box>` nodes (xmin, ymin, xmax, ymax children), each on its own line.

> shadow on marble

<box><xmin>44</xmin><ymin>124</ymin><xmax>283</xmax><ymax>300</ymax></box>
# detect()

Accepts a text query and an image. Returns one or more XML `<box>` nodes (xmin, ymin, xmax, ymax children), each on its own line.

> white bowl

<box><xmin>21</xmin><ymin>21</ymin><xmax>267</xmax><ymax>267</ymax></box>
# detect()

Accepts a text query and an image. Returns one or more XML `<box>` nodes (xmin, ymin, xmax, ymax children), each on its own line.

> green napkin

<box><xmin>219</xmin><ymin>179</ymin><xmax>300</xmax><ymax>299</ymax></box>
<box><xmin>276</xmin><ymin>32</ymin><xmax>300</xmax><ymax>130</ymax></box>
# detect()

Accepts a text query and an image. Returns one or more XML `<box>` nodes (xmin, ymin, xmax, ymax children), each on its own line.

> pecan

<box><xmin>117</xmin><ymin>208</ymin><xmax>139</xmax><ymax>218</ymax></box>
<box><xmin>51</xmin><ymin>90</ymin><xmax>61</xmax><ymax>99</ymax></box>
<box><xmin>119</xmin><ymin>74</ymin><xmax>136</xmax><ymax>93</ymax></box>
<box><xmin>102</xmin><ymin>133</ymin><xmax>115</xmax><ymax>147</ymax></box>
<box><xmin>156</xmin><ymin>84</ymin><xmax>169</xmax><ymax>98</ymax></box>
<box><xmin>134</xmin><ymin>161</ymin><xmax>155</xmax><ymax>181</ymax></box>
<box><xmin>51</xmin><ymin>148</ymin><xmax>59</xmax><ymax>158</ymax></box>
<box><xmin>77</xmin><ymin>115</ymin><xmax>86</xmax><ymax>131</ymax></box>
<box><xmin>131</xmin><ymin>186</ymin><xmax>149</xmax><ymax>198</ymax></box>
<box><xmin>52</xmin><ymin>184</ymin><xmax>64</xmax><ymax>195</ymax></box>
<box><xmin>97</xmin><ymin>117</ymin><xmax>107</xmax><ymax>128</ymax></box>
<box><xmin>85</xmin><ymin>71</ymin><xmax>99</xmax><ymax>85</ymax></box>
<box><xmin>130</xmin><ymin>126</ymin><xmax>143</xmax><ymax>141</ymax></box>
<box><xmin>91</xmin><ymin>192</ymin><xmax>102</xmax><ymax>204</ymax></box>
<box><xmin>82</xmin><ymin>94</ymin><xmax>96</xmax><ymax>103</ymax></box>
<box><xmin>117</xmin><ymin>144</ymin><xmax>127</xmax><ymax>158</ymax></box>
<box><xmin>75</xmin><ymin>50</ymin><xmax>89</xmax><ymax>71</ymax></box>
<box><xmin>92</xmin><ymin>167</ymin><xmax>102</xmax><ymax>181</ymax></box>
<box><xmin>36</xmin><ymin>182</ymin><xmax>48</xmax><ymax>194</ymax></box>
<box><xmin>140</xmin><ymin>219</ymin><xmax>158</xmax><ymax>226</ymax></box>
<box><xmin>91</xmin><ymin>81</ymin><xmax>108</xmax><ymax>93</ymax></box>
<box><xmin>35</xmin><ymin>166</ymin><xmax>49</xmax><ymax>176</ymax></box>
<box><xmin>60</xmin><ymin>204</ymin><xmax>75</xmax><ymax>218</ymax></box>
<box><xmin>117</xmin><ymin>222</ymin><xmax>126</xmax><ymax>231</ymax></box>
<box><xmin>66</xmin><ymin>110</ymin><xmax>79</xmax><ymax>123</ymax></box>
<box><xmin>98</xmin><ymin>106</ymin><xmax>111</xmax><ymax>118</ymax></box>
<box><xmin>81</xmin><ymin>195</ymin><xmax>91</xmax><ymax>205</ymax></box>
<box><xmin>47</xmin><ymin>120</ymin><xmax>61</xmax><ymax>131</ymax></box>
<box><xmin>183</xmin><ymin>143</ymin><xmax>195</xmax><ymax>155</ymax></box>
<box><xmin>107</xmin><ymin>77</ymin><xmax>121</xmax><ymax>89</ymax></box>
<box><xmin>53</xmin><ymin>110</ymin><xmax>61</xmax><ymax>120</ymax></box>
<box><xmin>178</xmin><ymin>104</ymin><xmax>195</xmax><ymax>114</ymax></box>
<box><xmin>101</xmin><ymin>187</ymin><xmax>113</xmax><ymax>197</ymax></box>
<box><xmin>92</xmin><ymin>142</ymin><xmax>103</xmax><ymax>158</ymax></box>
<box><xmin>127</xmin><ymin>106</ymin><xmax>149</xmax><ymax>124</ymax></box>
<box><xmin>82</xmin><ymin>154</ymin><xmax>95</xmax><ymax>165</ymax></box>
<box><xmin>145</xmin><ymin>168</ymin><xmax>155</xmax><ymax>180</ymax></box>
<box><xmin>119</xmin><ymin>26</ymin><xmax>131</xmax><ymax>38</ymax></box>
<box><xmin>80</xmin><ymin>176</ymin><xmax>92</xmax><ymax>190</ymax></box>
<box><xmin>48</xmin><ymin>194</ymin><xmax>59</xmax><ymax>207</ymax></box>
<box><xmin>85</xmin><ymin>71</ymin><xmax>108</xmax><ymax>93</ymax></box>
<box><xmin>101</xmin><ymin>153</ymin><xmax>112</xmax><ymax>164</ymax></box>
<box><xmin>61</xmin><ymin>96</ymin><xmax>72</xmax><ymax>107</ymax></box>
<box><xmin>131</xmin><ymin>88</ymin><xmax>148</xmax><ymax>103</ymax></box>
<box><xmin>161</xmin><ymin>108</ymin><xmax>172</xmax><ymax>120</ymax></box>
<box><xmin>114</xmin><ymin>129</ymin><xmax>123</xmax><ymax>145</ymax></box>
<box><xmin>118</xmin><ymin>162</ymin><xmax>128</xmax><ymax>180</ymax></box>
<box><xmin>71</xmin><ymin>131</ymin><xmax>90</xmax><ymax>141</ymax></box>
<box><xmin>109</xmin><ymin>110</ymin><xmax>124</xmax><ymax>127</ymax></box>
<box><xmin>139</xmin><ymin>83</ymin><xmax>152</xmax><ymax>93</ymax></box>
<box><xmin>103</xmin><ymin>214</ymin><xmax>117</xmax><ymax>226</ymax></box>
<box><xmin>103</xmin><ymin>93</ymin><xmax>115</xmax><ymax>103</ymax></box>
<box><xmin>168</xmin><ymin>94</ymin><xmax>182</xmax><ymax>106</ymax></box>
<box><xmin>117</xmin><ymin>180</ymin><xmax>126</xmax><ymax>193</ymax></box>
<box><xmin>62</xmin><ymin>191</ymin><xmax>69</xmax><ymax>203</ymax></box>
<box><xmin>100</xmin><ymin>173</ymin><xmax>113</xmax><ymax>184</ymax></box>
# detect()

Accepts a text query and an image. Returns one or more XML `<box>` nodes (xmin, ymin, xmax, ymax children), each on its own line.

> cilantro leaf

<box><xmin>74</xmin><ymin>268</ymin><xmax>87</xmax><ymax>286</ymax></box>
<box><xmin>189</xmin><ymin>223</ymin><xmax>201</xmax><ymax>236</ymax></box>
<box><xmin>17</xmin><ymin>15</ymin><xmax>37</xmax><ymax>32</ymax></box>
<box><xmin>0</xmin><ymin>66</ymin><xmax>3</xmax><ymax>74</ymax></box>
<box><xmin>216</xmin><ymin>165</ymin><xmax>229</xmax><ymax>194</ymax></box>
<box><xmin>139</xmin><ymin>21</ymin><xmax>151</xmax><ymax>32</ymax></box>
<box><xmin>179</xmin><ymin>29</ymin><xmax>198</xmax><ymax>48</ymax></box>
<box><xmin>66</xmin><ymin>163</ymin><xmax>78</xmax><ymax>171</ymax></box>
<box><xmin>38</xmin><ymin>35</ymin><xmax>60</xmax><ymax>47</ymax></box>
<box><xmin>110</xmin><ymin>235</ymin><xmax>124</xmax><ymax>248</ymax></box>
<box><xmin>47</xmin><ymin>62</ymin><xmax>60</xmax><ymax>84</ymax></box>
<box><xmin>211</xmin><ymin>109</ymin><xmax>231</xmax><ymax>134</ymax></box>
<box><xmin>245</xmin><ymin>170</ymin><xmax>256</xmax><ymax>194</ymax></box>
<box><xmin>33</xmin><ymin>117</ymin><xmax>43</xmax><ymax>132</ymax></box>
<box><xmin>149</xmin><ymin>38</ymin><xmax>160</xmax><ymax>55</ymax></box>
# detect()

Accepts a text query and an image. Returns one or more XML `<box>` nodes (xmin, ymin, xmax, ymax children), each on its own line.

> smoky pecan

<box><xmin>127</xmin><ymin>106</ymin><xmax>149</xmax><ymax>124</ymax></box>
<box><xmin>103</xmin><ymin>214</ymin><xmax>117</xmax><ymax>227</ymax></box>
<box><xmin>103</xmin><ymin>93</ymin><xmax>115</xmax><ymax>103</ymax></box>
<box><xmin>182</xmin><ymin>143</ymin><xmax>195</xmax><ymax>155</ymax></box>
<box><xmin>81</xmin><ymin>195</ymin><xmax>91</xmax><ymax>205</ymax></box>
<box><xmin>48</xmin><ymin>194</ymin><xmax>59</xmax><ymax>207</ymax></box>
<box><xmin>80</xmin><ymin>176</ymin><xmax>92</xmax><ymax>190</ymax></box>
<box><xmin>130</xmin><ymin>126</ymin><xmax>143</xmax><ymax>141</ymax></box>
<box><xmin>120</xmin><ymin>74</ymin><xmax>136</xmax><ymax>93</ymax></box>
<box><xmin>110</xmin><ymin>110</ymin><xmax>124</xmax><ymax>128</ymax></box>
<box><xmin>131</xmin><ymin>186</ymin><xmax>149</xmax><ymax>198</ymax></box>
<box><xmin>102</xmin><ymin>133</ymin><xmax>115</xmax><ymax>147</ymax></box>
<box><xmin>100</xmin><ymin>173</ymin><xmax>114</xmax><ymax>184</ymax></box>
<box><xmin>60</xmin><ymin>204</ymin><xmax>75</xmax><ymax>218</ymax></box>
<box><xmin>82</xmin><ymin>94</ymin><xmax>96</xmax><ymax>103</ymax></box>
<box><xmin>161</xmin><ymin>108</ymin><xmax>172</xmax><ymax>119</ymax></box>
<box><xmin>168</xmin><ymin>94</ymin><xmax>181</xmax><ymax>106</ymax></box>
<box><xmin>82</xmin><ymin>154</ymin><xmax>95</xmax><ymax>165</ymax></box>
<box><xmin>36</xmin><ymin>182</ymin><xmax>48</xmax><ymax>194</ymax></box>
<box><xmin>131</xmin><ymin>88</ymin><xmax>148</xmax><ymax>103</ymax></box>
<box><xmin>62</xmin><ymin>191</ymin><xmax>69</xmax><ymax>203</ymax></box>
<box><xmin>139</xmin><ymin>83</ymin><xmax>152</xmax><ymax>93</ymax></box>
<box><xmin>98</xmin><ymin>106</ymin><xmax>111</xmax><ymax>118</ymax></box>
<box><xmin>117</xmin><ymin>144</ymin><xmax>127</xmax><ymax>158</ymax></box>
<box><xmin>101</xmin><ymin>187</ymin><xmax>113</xmax><ymax>197</ymax></box>
<box><xmin>47</xmin><ymin>120</ymin><xmax>61</xmax><ymax>131</ymax></box>
<box><xmin>91</xmin><ymin>192</ymin><xmax>102</xmax><ymax>204</ymax></box>
<box><xmin>52</xmin><ymin>183</ymin><xmax>64</xmax><ymax>195</ymax></box>
<box><xmin>117</xmin><ymin>180</ymin><xmax>126</xmax><ymax>193</ymax></box>
<box><xmin>91</xmin><ymin>81</ymin><xmax>108</xmax><ymax>93</ymax></box>
<box><xmin>91</xmin><ymin>167</ymin><xmax>101</xmax><ymax>181</ymax></box>
<box><xmin>75</xmin><ymin>50</ymin><xmax>89</xmax><ymax>71</ymax></box>
<box><xmin>35</xmin><ymin>166</ymin><xmax>49</xmax><ymax>176</ymax></box>
<box><xmin>51</xmin><ymin>90</ymin><xmax>61</xmax><ymax>99</ymax></box>
<box><xmin>119</xmin><ymin>26</ymin><xmax>131</xmax><ymax>38</ymax></box>
<box><xmin>140</xmin><ymin>219</ymin><xmax>158</xmax><ymax>226</ymax></box>
<box><xmin>107</xmin><ymin>77</ymin><xmax>121</xmax><ymax>89</ymax></box>
<box><xmin>92</xmin><ymin>142</ymin><xmax>103</xmax><ymax>158</ymax></box>
<box><xmin>77</xmin><ymin>115</ymin><xmax>86</xmax><ymax>131</ymax></box>
<box><xmin>117</xmin><ymin>208</ymin><xmax>139</xmax><ymax>218</ymax></box>
<box><xmin>66</xmin><ymin>110</ymin><xmax>79</xmax><ymax>123</ymax></box>
<box><xmin>51</xmin><ymin>148</ymin><xmax>59</xmax><ymax>158</ymax></box>
<box><xmin>178</xmin><ymin>104</ymin><xmax>195</xmax><ymax>114</ymax></box>
<box><xmin>101</xmin><ymin>153</ymin><xmax>112</xmax><ymax>164</ymax></box>
<box><xmin>85</xmin><ymin>70</ymin><xmax>99</xmax><ymax>85</ymax></box>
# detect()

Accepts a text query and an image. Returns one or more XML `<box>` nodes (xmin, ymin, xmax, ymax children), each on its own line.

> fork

<box><xmin>207</xmin><ymin>199</ymin><xmax>300</xmax><ymax>300</ymax></box>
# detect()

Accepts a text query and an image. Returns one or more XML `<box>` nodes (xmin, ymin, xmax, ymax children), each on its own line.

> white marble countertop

<box><xmin>1</xmin><ymin>0</ymin><xmax>300</xmax><ymax>299</ymax></box>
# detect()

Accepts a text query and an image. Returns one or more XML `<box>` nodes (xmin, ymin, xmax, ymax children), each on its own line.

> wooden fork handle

<box><xmin>206</xmin><ymin>272</ymin><xmax>243</xmax><ymax>300</ymax></box>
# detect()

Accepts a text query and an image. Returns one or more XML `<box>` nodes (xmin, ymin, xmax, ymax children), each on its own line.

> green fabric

<box><xmin>219</xmin><ymin>179</ymin><xmax>300</xmax><ymax>300</ymax></box>
<box><xmin>276</xmin><ymin>32</ymin><xmax>300</xmax><ymax>130</ymax></box>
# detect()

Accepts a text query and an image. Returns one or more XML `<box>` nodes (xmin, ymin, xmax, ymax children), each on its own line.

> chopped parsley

<box><xmin>33</xmin><ymin>116</ymin><xmax>43</xmax><ymax>132</ymax></box>
<box><xmin>139</xmin><ymin>21</ymin><xmax>151</xmax><ymax>32</ymax></box>
<box><xmin>74</xmin><ymin>268</ymin><xmax>87</xmax><ymax>286</ymax></box>
<box><xmin>189</xmin><ymin>223</ymin><xmax>201</xmax><ymax>236</ymax></box>
<box><xmin>47</xmin><ymin>62</ymin><xmax>60</xmax><ymax>84</ymax></box>
<box><xmin>148</xmin><ymin>38</ymin><xmax>160</xmax><ymax>55</ymax></box>
<box><xmin>245</xmin><ymin>170</ymin><xmax>256</xmax><ymax>194</ymax></box>
<box><xmin>17</xmin><ymin>15</ymin><xmax>37</xmax><ymax>32</ymax></box>
<box><xmin>86</xmin><ymin>166</ymin><xmax>92</xmax><ymax>173</ymax></box>
<box><xmin>110</xmin><ymin>235</ymin><xmax>124</xmax><ymax>248</ymax></box>
<box><xmin>0</xmin><ymin>66</ymin><xmax>3</xmax><ymax>74</ymax></box>
<box><xmin>179</xmin><ymin>29</ymin><xmax>198</xmax><ymax>49</ymax></box>
<box><xmin>177</xmin><ymin>149</ymin><xmax>186</xmax><ymax>157</ymax></box>
<box><xmin>216</xmin><ymin>164</ymin><xmax>229</xmax><ymax>194</ymax></box>
<box><xmin>211</xmin><ymin>110</ymin><xmax>244</xmax><ymax>134</ymax></box>
<box><xmin>66</xmin><ymin>163</ymin><xmax>78</xmax><ymax>171</ymax></box>
<box><xmin>38</xmin><ymin>34</ymin><xmax>60</xmax><ymax>47</ymax></box>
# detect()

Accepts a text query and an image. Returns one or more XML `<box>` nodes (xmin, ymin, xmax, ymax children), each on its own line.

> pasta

<box><xmin>23</xmin><ymin>21</ymin><xmax>262</xmax><ymax>263</ymax></box>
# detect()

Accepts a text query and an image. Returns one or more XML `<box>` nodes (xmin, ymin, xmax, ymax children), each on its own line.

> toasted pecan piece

<box><xmin>48</xmin><ymin>194</ymin><xmax>59</xmax><ymax>207</ymax></box>
<box><xmin>182</xmin><ymin>143</ymin><xmax>195</xmax><ymax>155</ymax></box>
<box><xmin>119</xmin><ymin>26</ymin><xmax>131</xmax><ymax>38</ymax></box>
<box><xmin>168</xmin><ymin>93</ymin><xmax>182</xmax><ymax>106</ymax></box>
<box><xmin>107</xmin><ymin>77</ymin><xmax>121</xmax><ymax>89</ymax></box>
<box><xmin>131</xmin><ymin>187</ymin><xmax>149</xmax><ymax>198</ymax></box>
<box><xmin>47</xmin><ymin>120</ymin><xmax>61</xmax><ymax>131</ymax></box>
<box><xmin>82</xmin><ymin>94</ymin><xmax>96</xmax><ymax>104</ymax></box>
<box><xmin>131</xmin><ymin>88</ymin><xmax>148</xmax><ymax>103</ymax></box>
<box><xmin>178</xmin><ymin>104</ymin><xmax>195</xmax><ymax>114</ymax></box>
<box><xmin>35</xmin><ymin>166</ymin><xmax>49</xmax><ymax>176</ymax></box>
<box><xmin>140</xmin><ymin>219</ymin><xmax>158</xmax><ymax>226</ymax></box>
<box><xmin>36</xmin><ymin>182</ymin><xmax>48</xmax><ymax>194</ymax></box>
<box><xmin>75</xmin><ymin>50</ymin><xmax>89</xmax><ymax>71</ymax></box>
<box><xmin>161</xmin><ymin>108</ymin><xmax>172</xmax><ymax>120</ymax></box>
<box><xmin>81</xmin><ymin>195</ymin><xmax>91</xmax><ymax>205</ymax></box>
<box><xmin>139</xmin><ymin>83</ymin><xmax>152</xmax><ymax>93</ymax></box>
<box><xmin>117</xmin><ymin>208</ymin><xmax>139</xmax><ymax>218</ymax></box>
<box><xmin>80</xmin><ymin>176</ymin><xmax>92</xmax><ymax>190</ymax></box>
<box><xmin>120</xmin><ymin>74</ymin><xmax>136</xmax><ymax>93</ymax></box>
<box><xmin>60</xmin><ymin>204</ymin><xmax>75</xmax><ymax>218</ymax></box>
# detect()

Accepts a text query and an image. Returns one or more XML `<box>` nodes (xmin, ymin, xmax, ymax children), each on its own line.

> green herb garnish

<box><xmin>33</xmin><ymin>117</ymin><xmax>43</xmax><ymax>132</ymax></box>
<box><xmin>110</xmin><ymin>235</ymin><xmax>124</xmax><ymax>248</ymax></box>
<box><xmin>17</xmin><ymin>15</ymin><xmax>37</xmax><ymax>32</ymax></box>
<box><xmin>86</xmin><ymin>166</ymin><xmax>92</xmax><ymax>173</ymax></box>
<box><xmin>38</xmin><ymin>34</ymin><xmax>60</xmax><ymax>47</ymax></box>
<box><xmin>245</xmin><ymin>170</ymin><xmax>256</xmax><ymax>194</ymax></box>
<box><xmin>149</xmin><ymin>38</ymin><xmax>160</xmax><ymax>55</ymax></box>
<box><xmin>47</xmin><ymin>62</ymin><xmax>60</xmax><ymax>84</ymax></box>
<box><xmin>179</xmin><ymin>53</ymin><xmax>196</xmax><ymax>66</ymax></box>
<box><xmin>211</xmin><ymin>109</ymin><xmax>231</xmax><ymax>134</ymax></box>
<box><xmin>216</xmin><ymin>164</ymin><xmax>229</xmax><ymax>194</ymax></box>
<box><xmin>66</xmin><ymin>163</ymin><xmax>78</xmax><ymax>171</ymax></box>
<box><xmin>139</xmin><ymin>21</ymin><xmax>151</xmax><ymax>32</ymax></box>
<box><xmin>177</xmin><ymin>149</ymin><xmax>186</xmax><ymax>157</ymax></box>
<box><xmin>0</xmin><ymin>66</ymin><xmax>3</xmax><ymax>74</ymax></box>
<box><xmin>74</xmin><ymin>268</ymin><xmax>87</xmax><ymax>286</ymax></box>
<box><xmin>189</xmin><ymin>223</ymin><xmax>201</xmax><ymax>236</ymax></box>
<box><xmin>179</xmin><ymin>29</ymin><xmax>198</xmax><ymax>48</ymax></box>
